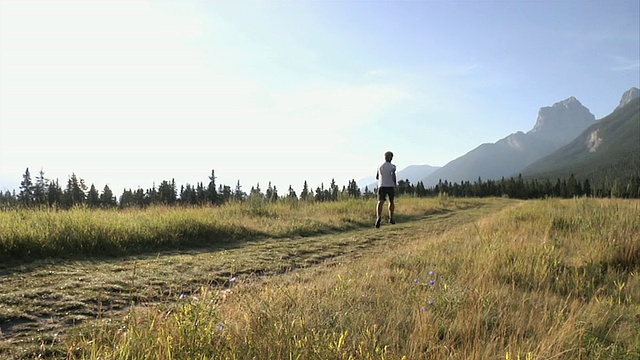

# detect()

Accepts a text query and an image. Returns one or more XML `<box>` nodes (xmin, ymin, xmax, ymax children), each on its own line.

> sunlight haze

<box><xmin>1</xmin><ymin>0</ymin><xmax>638</xmax><ymax>195</ymax></box>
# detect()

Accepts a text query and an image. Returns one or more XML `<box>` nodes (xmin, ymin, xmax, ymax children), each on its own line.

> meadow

<box><xmin>0</xmin><ymin>196</ymin><xmax>638</xmax><ymax>359</ymax></box>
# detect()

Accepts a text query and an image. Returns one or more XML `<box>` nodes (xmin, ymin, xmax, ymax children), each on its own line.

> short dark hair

<box><xmin>385</xmin><ymin>151</ymin><xmax>393</xmax><ymax>161</ymax></box>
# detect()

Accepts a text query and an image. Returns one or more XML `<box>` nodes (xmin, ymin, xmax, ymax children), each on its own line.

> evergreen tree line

<box><xmin>0</xmin><ymin>168</ymin><xmax>375</xmax><ymax>209</ymax></box>
<box><xmin>1</xmin><ymin>168</ymin><xmax>639</xmax><ymax>209</ymax></box>
<box><xmin>397</xmin><ymin>174</ymin><xmax>640</xmax><ymax>199</ymax></box>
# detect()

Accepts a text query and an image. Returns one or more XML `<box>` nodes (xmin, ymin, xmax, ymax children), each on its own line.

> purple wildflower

<box><xmin>219</xmin><ymin>323</ymin><xmax>225</xmax><ymax>331</ymax></box>
<box><xmin>428</xmin><ymin>300</ymin><xmax>435</xmax><ymax>306</ymax></box>
<box><xmin>229</xmin><ymin>277</ymin><xmax>237</xmax><ymax>283</ymax></box>
<box><xmin>414</xmin><ymin>278</ymin><xmax>420</xmax><ymax>283</ymax></box>
<box><xmin>422</xmin><ymin>306</ymin><xmax>428</xmax><ymax>311</ymax></box>
<box><xmin>429</xmin><ymin>280</ymin><xmax>436</xmax><ymax>285</ymax></box>
<box><xmin>179</xmin><ymin>293</ymin><xmax>186</xmax><ymax>300</ymax></box>
<box><xmin>429</xmin><ymin>271</ymin><xmax>435</xmax><ymax>276</ymax></box>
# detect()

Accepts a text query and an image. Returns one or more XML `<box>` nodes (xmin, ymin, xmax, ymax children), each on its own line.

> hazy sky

<box><xmin>1</xmin><ymin>0</ymin><xmax>639</xmax><ymax>194</ymax></box>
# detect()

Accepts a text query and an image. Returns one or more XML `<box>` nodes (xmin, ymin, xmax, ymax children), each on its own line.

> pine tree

<box><xmin>208</xmin><ymin>170</ymin><xmax>218</xmax><ymax>205</ymax></box>
<box><xmin>100</xmin><ymin>185</ymin><xmax>117</xmax><ymax>207</ymax></box>
<box><xmin>267</xmin><ymin>183</ymin><xmax>278</xmax><ymax>202</ymax></box>
<box><xmin>351</xmin><ymin>179</ymin><xmax>362</xmax><ymax>198</ymax></box>
<box><xmin>541</xmin><ymin>179</ymin><xmax>553</xmax><ymax>197</ymax></box>
<box><xmin>287</xmin><ymin>185</ymin><xmax>297</xmax><ymax>200</ymax></box>
<box><xmin>18</xmin><ymin>168</ymin><xmax>34</xmax><ymax>207</ymax></box>
<box><xmin>515</xmin><ymin>174</ymin><xmax>526</xmax><ymax>199</ymax></box>
<box><xmin>397</xmin><ymin>179</ymin><xmax>410</xmax><ymax>196</ymax></box>
<box><xmin>181</xmin><ymin>184</ymin><xmax>197</xmax><ymax>205</ymax></box>
<box><xmin>134</xmin><ymin>188</ymin><xmax>146</xmax><ymax>207</ymax></box>
<box><xmin>221</xmin><ymin>185</ymin><xmax>232</xmax><ymax>203</ymax></box>
<box><xmin>552</xmin><ymin>179</ymin><xmax>562</xmax><ymax>197</ymax></box>
<box><xmin>158</xmin><ymin>179</ymin><xmax>177</xmax><ymax>205</ymax></box>
<box><xmin>583</xmin><ymin>179</ymin><xmax>592</xmax><ymax>197</ymax></box>
<box><xmin>47</xmin><ymin>179</ymin><xmax>63</xmax><ymax>206</ymax></box>
<box><xmin>0</xmin><ymin>190</ymin><xmax>18</xmax><ymax>206</ymax></box>
<box><xmin>415</xmin><ymin>181</ymin><xmax>426</xmax><ymax>197</ymax></box>
<box><xmin>567</xmin><ymin>174</ymin><xmax>580</xmax><ymax>197</ymax></box>
<box><xmin>315</xmin><ymin>183</ymin><xmax>330</xmax><ymax>202</ymax></box>
<box><xmin>234</xmin><ymin>180</ymin><xmax>245</xmax><ymax>202</ymax></box>
<box><xmin>33</xmin><ymin>168</ymin><xmax>49</xmax><ymax>206</ymax></box>
<box><xmin>62</xmin><ymin>173</ymin><xmax>87</xmax><ymax>207</ymax></box>
<box><xmin>329</xmin><ymin>179</ymin><xmax>339</xmax><ymax>201</ymax></box>
<box><xmin>300</xmin><ymin>181</ymin><xmax>310</xmax><ymax>201</ymax></box>
<box><xmin>147</xmin><ymin>184</ymin><xmax>159</xmax><ymax>205</ymax></box>
<box><xmin>120</xmin><ymin>189</ymin><xmax>135</xmax><ymax>208</ymax></box>
<box><xmin>265</xmin><ymin>182</ymin><xmax>274</xmax><ymax>202</ymax></box>
<box><xmin>249</xmin><ymin>183</ymin><xmax>263</xmax><ymax>200</ymax></box>
<box><xmin>87</xmin><ymin>184</ymin><xmax>100</xmax><ymax>207</ymax></box>
<box><xmin>196</xmin><ymin>182</ymin><xmax>207</xmax><ymax>204</ymax></box>
<box><xmin>363</xmin><ymin>186</ymin><xmax>372</xmax><ymax>199</ymax></box>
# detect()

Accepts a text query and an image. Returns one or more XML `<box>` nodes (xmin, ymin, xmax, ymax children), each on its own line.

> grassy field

<box><xmin>1</xmin><ymin>197</ymin><xmax>638</xmax><ymax>359</ymax></box>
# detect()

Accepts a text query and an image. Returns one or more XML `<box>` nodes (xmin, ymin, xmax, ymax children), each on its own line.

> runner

<box><xmin>375</xmin><ymin>151</ymin><xmax>396</xmax><ymax>228</ymax></box>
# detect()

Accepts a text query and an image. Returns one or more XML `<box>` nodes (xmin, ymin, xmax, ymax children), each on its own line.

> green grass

<box><xmin>1</xmin><ymin>197</ymin><xmax>638</xmax><ymax>359</ymax></box>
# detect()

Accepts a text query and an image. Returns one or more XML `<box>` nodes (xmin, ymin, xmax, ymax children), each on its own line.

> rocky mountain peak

<box><xmin>616</xmin><ymin>87</ymin><xmax>640</xmax><ymax>110</ymax></box>
<box><xmin>560</xmin><ymin>96</ymin><xmax>579</xmax><ymax>107</ymax></box>
<box><xmin>528</xmin><ymin>96</ymin><xmax>596</xmax><ymax>144</ymax></box>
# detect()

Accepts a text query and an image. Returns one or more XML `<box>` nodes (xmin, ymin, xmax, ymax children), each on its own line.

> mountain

<box><xmin>421</xmin><ymin>96</ymin><xmax>597</xmax><ymax>187</ymax></box>
<box><xmin>395</xmin><ymin>164</ymin><xmax>440</xmax><ymax>183</ymax></box>
<box><xmin>527</xmin><ymin>96</ymin><xmax>597</xmax><ymax>144</ymax></box>
<box><xmin>359</xmin><ymin>164</ymin><xmax>440</xmax><ymax>190</ymax></box>
<box><xmin>520</xmin><ymin>94</ymin><xmax>640</xmax><ymax>185</ymax></box>
<box><xmin>616</xmin><ymin>87</ymin><xmax>640</xmax><ymax>110</ymax></box>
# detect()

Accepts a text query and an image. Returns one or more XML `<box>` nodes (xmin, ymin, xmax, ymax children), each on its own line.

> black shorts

<box><xmin>378</xmin><ymin>187</ymin><xmax>395</xmax><ymax>202</ymax></box>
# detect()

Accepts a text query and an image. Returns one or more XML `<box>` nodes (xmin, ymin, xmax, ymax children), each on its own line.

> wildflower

<box><xmin>414</xmin><ymin>278</ymin><xmax>420</xmax><ymax>283</ymax></box>
<box><xmin>422</xmin><ymin>306</ymin><xmax>428</xmax><ymax>311</ymax></box>
<box><xmin>428</xmin><ymin>300</ymin><xmax>435</xmax><ymax>306</ymax></box>
<box><xmin>219</xmin><ymin>323</ymin><xmax>225</xmax><ymax>331</ymax></box>
<box><xmin>179</xmin><ymin>293</ymin><xmax>186</xmax><ymax>300</ymax></box>
<box><xmin>229</xmin><ymin>277</ymin><xmax>237</xmax><ymax>283</ymax></box>
<box><xmin>429</xmin><ymin>280</ymin><xmax>436</xmax><ymax>286</ymax></box>
<box><xmin>440</xmin><ymin>275</ymin><xmax>445</xmax><ymax>279</ymax></box>
<box><xmin>429</xmin><ymin>271</ymin><xmax>435</xmax><ymax>276</ymax></box>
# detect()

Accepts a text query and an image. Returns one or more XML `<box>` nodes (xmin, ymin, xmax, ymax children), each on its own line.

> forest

<box><xmin>1</xmin><ymin>167</ymin><xmax>640</xmax><ymax>209</ymax></box>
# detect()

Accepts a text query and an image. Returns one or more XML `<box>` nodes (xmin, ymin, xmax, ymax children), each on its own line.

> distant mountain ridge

<box><xmin>420</xmin><ymin>96</ymin><xmax>598</xmax><ymax>187</ymax></box>
<box><xmin>520</xmin><ymin>93</ymin><xmax>640</xmax><ymax>184</ymax></box>
<box><xmin>395</xmin><ymin>164</ymin><xmax>440</xmax><ymax>183</ymax></box>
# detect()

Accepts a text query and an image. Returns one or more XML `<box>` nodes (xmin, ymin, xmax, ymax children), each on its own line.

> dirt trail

<box><xmin>0</xmin><ymin>199</ymin><xmax>516</xmax><ymax>359</ymax></box>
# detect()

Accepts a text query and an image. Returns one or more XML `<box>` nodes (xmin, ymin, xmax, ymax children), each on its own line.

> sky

<box><xmin>1</xmin><ymin>0</ymin><xmax>639</xmax><ymax>195</ymax></box>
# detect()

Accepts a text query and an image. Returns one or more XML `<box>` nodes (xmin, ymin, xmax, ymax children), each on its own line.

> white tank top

<box><xmin>377</xmin><ymin>162</ymin><xmax>396</xmax><ymax>187</ymax></box>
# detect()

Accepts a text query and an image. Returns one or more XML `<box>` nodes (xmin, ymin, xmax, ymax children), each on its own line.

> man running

<box><xmin>375</xmin><ymin>151</ymin><xmax>396</xmax><ymax>228</ymax></box>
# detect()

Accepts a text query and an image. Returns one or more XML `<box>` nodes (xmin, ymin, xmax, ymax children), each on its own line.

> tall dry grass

<box><xmin>67</xmin><ymin>197</ymin><xmax>639</xmax><ymax>359</ymax></box>
<box><xmin>0</xmin><ymin>197</ymin><xmax>464</xmax><ymax>261</ymax></box>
